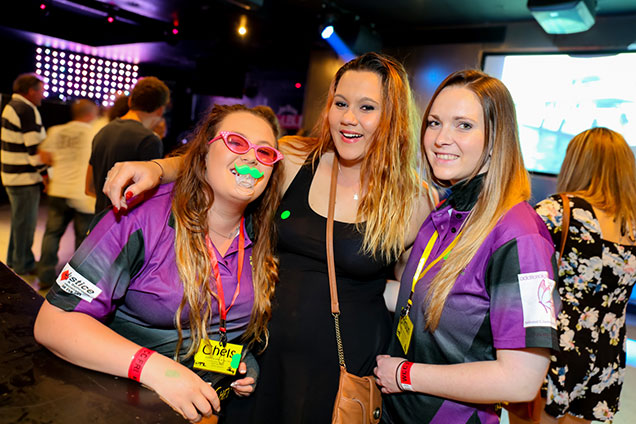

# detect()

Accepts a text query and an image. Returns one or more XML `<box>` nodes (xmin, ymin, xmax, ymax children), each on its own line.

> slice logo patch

<box><xmin>56</xmin><ymin>263</ymin><xmax>102</xmax><ymax>303</ymax></box>
<box><xmin>517</xmin><ymin>271</ymin><xmax>557</xmax><ymax>329</ymax></box>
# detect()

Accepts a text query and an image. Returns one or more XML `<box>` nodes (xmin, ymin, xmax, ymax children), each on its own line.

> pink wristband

<box><xmin>399</xmin><ymin>361</ymin><xmax>414</xmax><ymax>391</ymax></box>
<box><xmin>128</xmin><ymin>347</ymin><xmax>155</xmax><ymax>382</ymax></box>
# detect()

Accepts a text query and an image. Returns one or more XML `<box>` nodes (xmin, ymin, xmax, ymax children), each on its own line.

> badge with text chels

<box><xmin>193</xmin><ymin>340</ymin><xmax>243</xmax><ymax>375</ymax></box>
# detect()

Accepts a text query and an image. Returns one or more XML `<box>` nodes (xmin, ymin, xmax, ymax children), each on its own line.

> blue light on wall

<box><xmin>416</xmin><ymin>66</ymin><xmax>448</xmax><ymax>92</ymax></box>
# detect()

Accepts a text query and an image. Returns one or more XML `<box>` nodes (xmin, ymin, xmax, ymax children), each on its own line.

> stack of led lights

<box><xmin>35</xmin><ymin>47</ymin><xmax>139</xmax><ymax>106</ymax></box>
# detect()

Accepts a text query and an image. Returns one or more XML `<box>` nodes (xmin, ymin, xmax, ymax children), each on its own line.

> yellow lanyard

<box><xmin>406</xmin><ymin>229</ymin><xmax>463</xmax><ymax>309</ymax></box>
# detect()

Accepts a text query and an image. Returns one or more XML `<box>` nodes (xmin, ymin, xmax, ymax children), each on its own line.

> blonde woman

<box><xmin>532</xmin><ymin>127</ymin><xmax>636</xmax><ymax>424</ymax></box>
<box><xmin>34</xmin><ymin>104</ymin><xmax>283</xmax><ymax>422</ymax></box>
<box><xmin>374</xmin><ymin>70</ymin><xmax>560</xmax><ymax>423</ymax></box>
<box><xmin>102</xmin><ymin>52</ymin><xmax>433</xmax><ymax>423</ymax></box>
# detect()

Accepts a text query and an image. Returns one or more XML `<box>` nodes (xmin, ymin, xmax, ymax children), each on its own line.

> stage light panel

<box><xmin>34</xmin><ymin>47</ymin><xmax>139</xmax><ymax>105</ymax></box>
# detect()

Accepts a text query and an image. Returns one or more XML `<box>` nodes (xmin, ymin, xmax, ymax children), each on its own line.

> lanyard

<box><xmin>205</xmin><ymin>216</ymin><xmax>245</xmax><ymax>345</ymax></box>
<box><xmin>404</xmin><ymin>228</ymin><xmax>463</xmax><ymax>311</ymax></box>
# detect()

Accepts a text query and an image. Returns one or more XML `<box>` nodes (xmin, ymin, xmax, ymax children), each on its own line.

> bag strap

<box><xmin>327</xmin><ymin>155</ymin><xmax>346</xmax><ymax>368</ymax></box>
<box><xmin>558</xmin><ymin>193</ymin><xmax>570</xmax><ymax>262</ymax></box>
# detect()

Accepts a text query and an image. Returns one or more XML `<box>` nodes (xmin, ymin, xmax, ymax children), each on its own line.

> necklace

<box><xmin>209</xmin><ymin>223</ymin><xmax>240</xmax><ymax>239</ymax></box>
<box><xmin>337</xmin><ymin>161</ymin><xmax>360</xmax><ymax>201</ymax></box>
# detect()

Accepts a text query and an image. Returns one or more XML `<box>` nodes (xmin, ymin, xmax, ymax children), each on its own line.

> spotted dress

<box><xmin>535</xmin><ymin>194</ymin><xmax>636</xmax><ymax>422</ymax></box>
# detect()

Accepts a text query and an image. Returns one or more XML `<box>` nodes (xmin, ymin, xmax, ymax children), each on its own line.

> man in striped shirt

<box><xmin>1</xmin><ymin>73</ymin><xmax>47</xmax><ymax>275</ymax></box>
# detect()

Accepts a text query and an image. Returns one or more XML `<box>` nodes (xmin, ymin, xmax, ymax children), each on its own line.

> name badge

<box><xmin>397</xmin><ymin>313</ymin><xmax>414</xmax><ymax>355</ymax></box>
<box><xmin>193</xmin><ymin>340</ymin><xmax>243</xmax><ymax>375</ymax></box>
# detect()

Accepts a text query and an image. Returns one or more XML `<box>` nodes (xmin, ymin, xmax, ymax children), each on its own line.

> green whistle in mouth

<box><xmin>234</xmin><ymin>163</ymin><xmax>264</xmax><ymax>179</ymax></box>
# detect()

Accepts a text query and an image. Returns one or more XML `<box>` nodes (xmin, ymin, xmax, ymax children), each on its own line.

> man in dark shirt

<box><xmin>87</xmin><ymin>76</ymin><xmax>170</xmax><ymax>213</ymax></box>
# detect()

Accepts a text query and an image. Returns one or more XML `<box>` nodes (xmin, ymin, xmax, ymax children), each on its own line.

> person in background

<box><xmin>108</xmin><ymin>94</ymin><xmax>130</xmax><ymax>122</ymax></box>
<box><xmin>86</xmin><ymin>76</ymin><xmax>169</xmax><ymax>213</ymax></box>
<box><xmin>99</xmin><ymin>52</ymin><xmax>434</xmax><ymax>423</ymax></box>
<box><xmin>36</xmin><ymin>99</ymin><xmax>99</xmax><ymax>290</ymax></box>
<box><xmin>374</xmin><ymin>69</ymin><xmax>559</xmax><ymax>424</ymax></box>
<box><xmin>0</xmin><ymin>72</ymin><xmax>47</xmax><ymax>276</ymax></box>
<box><xmin>529</xmin><ymin>127</ymin><xmax>636</xmax><ymax>424</ymax></box>
<box><xmin>34</xmin><ymin>104</ymin><xmax>283</xmax><ymax>422</ymax></box>
<box><xmin>153</xmin><ymin>116</ymin><xmax>168</xmax><ymax>140</ymax></box>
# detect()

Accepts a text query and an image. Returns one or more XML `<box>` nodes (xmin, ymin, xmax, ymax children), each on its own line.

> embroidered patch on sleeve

<box><xmin>56</xmin><ymin>263</ymin><xmax>102</xmax><ymax>303</ymax></box>
<box><xmin>517</xmin><ymin>271</ymin><xmax>557</xmax><ymax>329</ymax></box>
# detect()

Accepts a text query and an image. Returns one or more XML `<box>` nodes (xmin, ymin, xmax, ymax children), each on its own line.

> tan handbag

<box><xmin>504</xmin><ymin>193</ymin><xmax>570</xmax><ymax>423</ymax></box>
<box><xmin>327</xmin><ymin>156</ymin><xmax>382</xmax><ymax>424</ymax></box>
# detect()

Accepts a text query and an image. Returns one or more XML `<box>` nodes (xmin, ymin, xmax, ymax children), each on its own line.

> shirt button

<box><xmin>456</xmin><ymin>213</ymin><xmax>462</xmax><ymax>219</ymax></box>
<box><xmin>451</xmin><ymin>227</ymin><xmax>457</xmax><ymax>233</ymax></box>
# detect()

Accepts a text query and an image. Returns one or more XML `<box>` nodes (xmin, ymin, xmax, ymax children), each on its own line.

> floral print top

<box><xmin>535</xmin><ymin>194</ymin><xmax>636</xmax><ymax>422</ymax></box>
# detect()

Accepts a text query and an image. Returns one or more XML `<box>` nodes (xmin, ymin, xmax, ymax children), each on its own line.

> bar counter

<box><xmin>0</xmin><ymin>262</ymin><xmax>185</xmax><ymax>424</ymax></box>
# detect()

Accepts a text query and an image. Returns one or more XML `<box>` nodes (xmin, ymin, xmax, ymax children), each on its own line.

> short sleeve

<box><xmin>534</xmin><ymin>195</ymin><xmax>564</xmax><ymax>248</ymax></box>
<box><xmin>486</xmin><ymin>234</ymin><xmax>560</xmax><ymax>351</ymax></box>
<box><xmin>45</xmin><ymin>211</ymin><xmax>146</xmax><ymax>321</ymax></box>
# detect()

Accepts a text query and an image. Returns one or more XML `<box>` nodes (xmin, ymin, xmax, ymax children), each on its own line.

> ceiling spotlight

<box><xmin>238</xmin><ymin>15</ymin><xmax>247</xmax><ymax>37</ymax></box>
<box><xmin>321</xmin><ymin>25</ymin><xmax>334</xmax><ymax>39</ymax></box>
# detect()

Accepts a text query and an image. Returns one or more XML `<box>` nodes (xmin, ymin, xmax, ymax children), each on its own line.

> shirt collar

<box><xmin>445</xmin><ymin>173</ymin><xmax>486</xmax><ymax>212</ymax></box>
<box><xmin>12</xmin><ymin>93</ymin><xmax>37</xmax><ymax>109</ymax></box>
<box><xmin>167</xmin><ymin>211</ymin><xmax>253</xmax><ymax>255</ymax></box>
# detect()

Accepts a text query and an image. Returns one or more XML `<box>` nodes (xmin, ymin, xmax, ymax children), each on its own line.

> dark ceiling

<box><xmin>2</xmin><ymin>0</ymin><xmax>636</xmax><ymax>70</ymax></box>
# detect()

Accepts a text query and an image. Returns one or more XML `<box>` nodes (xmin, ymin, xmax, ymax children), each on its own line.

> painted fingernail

<box><xmin>125</xmin><ymin>191</ymin><xmax>133</xmax><ymax>200</ymax></box>
<box><xmin>114</xmin><ymin>207</ymin><xmax>119</xmax><ymax>214</ymax></box>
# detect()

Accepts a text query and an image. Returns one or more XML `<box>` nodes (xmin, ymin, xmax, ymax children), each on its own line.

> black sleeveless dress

<box><xmin>250</xmin><ymin>160</ymin><xmax>393</xmax><ymax>423</ymax></box>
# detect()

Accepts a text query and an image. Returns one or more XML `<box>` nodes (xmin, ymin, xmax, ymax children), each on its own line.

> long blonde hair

<box><xmin>557</xmin><ymin>127</ymin><xmax>636</xmax><ymax>239</ymax></box>
<box><xmin>171</xmin><ymin>104</ymin><xmax>282</xmax><ymax>359</ymax></box>
<box><xmin>297</xmin><ymin>52</ymin><xmax>421</xmax><ymax>262</ymax></box>
<box><xmin>421</xmin><ymin>70</ymin><xmax>530</xmax><ymax>330</ymax></box>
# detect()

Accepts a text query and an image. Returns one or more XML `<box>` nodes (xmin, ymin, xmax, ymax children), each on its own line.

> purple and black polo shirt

<box><xmin>384</xmin><ymin>178</ymin><xmax>560</xmax><ymax>424</ymax></box>
<box><xmin>45</xmin><ymin>182</ymin><xmax>255</xmax><ymax>358</ymax></box>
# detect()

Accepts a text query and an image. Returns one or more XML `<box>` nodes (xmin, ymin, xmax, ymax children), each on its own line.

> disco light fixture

<box><xmin>35</xmin><ymin>47</ymin><xmax>139</xmax><ymax>106</ymax></box>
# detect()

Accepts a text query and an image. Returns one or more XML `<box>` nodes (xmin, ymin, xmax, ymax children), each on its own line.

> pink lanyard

<box><xmin>205</xmin><ymin>217</ymin><xmax>245</xmax><ymax>345</ymax></box>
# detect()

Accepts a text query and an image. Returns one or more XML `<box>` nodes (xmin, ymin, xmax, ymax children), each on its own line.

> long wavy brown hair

<box><xmin>171</xmin><ymin>104</ymin><xmax>282</xmax><ymax>359</ymax></box>
<box><xmin>557</xmin><ymin>127</ymin><xmax>636</xmax><ymax>239</ymax></box>
<box><xmin>421</xmin><ymin>70</ymin><xmax>530</xmax><ymax>330</ymax></box>
<box><xmin>290</xmin><ymin>52</ymin><xmax>421</xmax><ymax>262</ymax></box>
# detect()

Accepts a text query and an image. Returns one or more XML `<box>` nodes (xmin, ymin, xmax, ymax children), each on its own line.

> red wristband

<box><xmin>399</xmin><ymin>361</ymin><xmax>414</xmax><ymax>391</ymax></box>
<box><xmin>128</xmin><ymin>347</ymin><xmax>155</xmax><ymax>382</ymax></box>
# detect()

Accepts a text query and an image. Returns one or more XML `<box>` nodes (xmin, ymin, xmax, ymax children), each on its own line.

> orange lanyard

<box><xmin>205</xmin><ymin>217</ymin><xmax>245</xmax><ymax>345</ymax></box>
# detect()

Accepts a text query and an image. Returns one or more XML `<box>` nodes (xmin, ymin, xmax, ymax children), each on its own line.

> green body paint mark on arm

<box><xmin>165</xmin><ymin>369</ymin><xmax>180</xmax><ymax>378</ymax></box>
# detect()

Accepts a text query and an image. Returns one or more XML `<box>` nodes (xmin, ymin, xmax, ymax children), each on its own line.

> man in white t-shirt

<box><xmin>37</xmin><ymin>99</ymin><xmax>98</xmax><ymax>289</ymax></box>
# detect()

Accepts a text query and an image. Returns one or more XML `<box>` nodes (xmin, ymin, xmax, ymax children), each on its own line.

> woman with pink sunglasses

<box><xmin>34</xmin><ymin>104</ymin><xmax>283</xmax><ymax>423</ymax></box>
